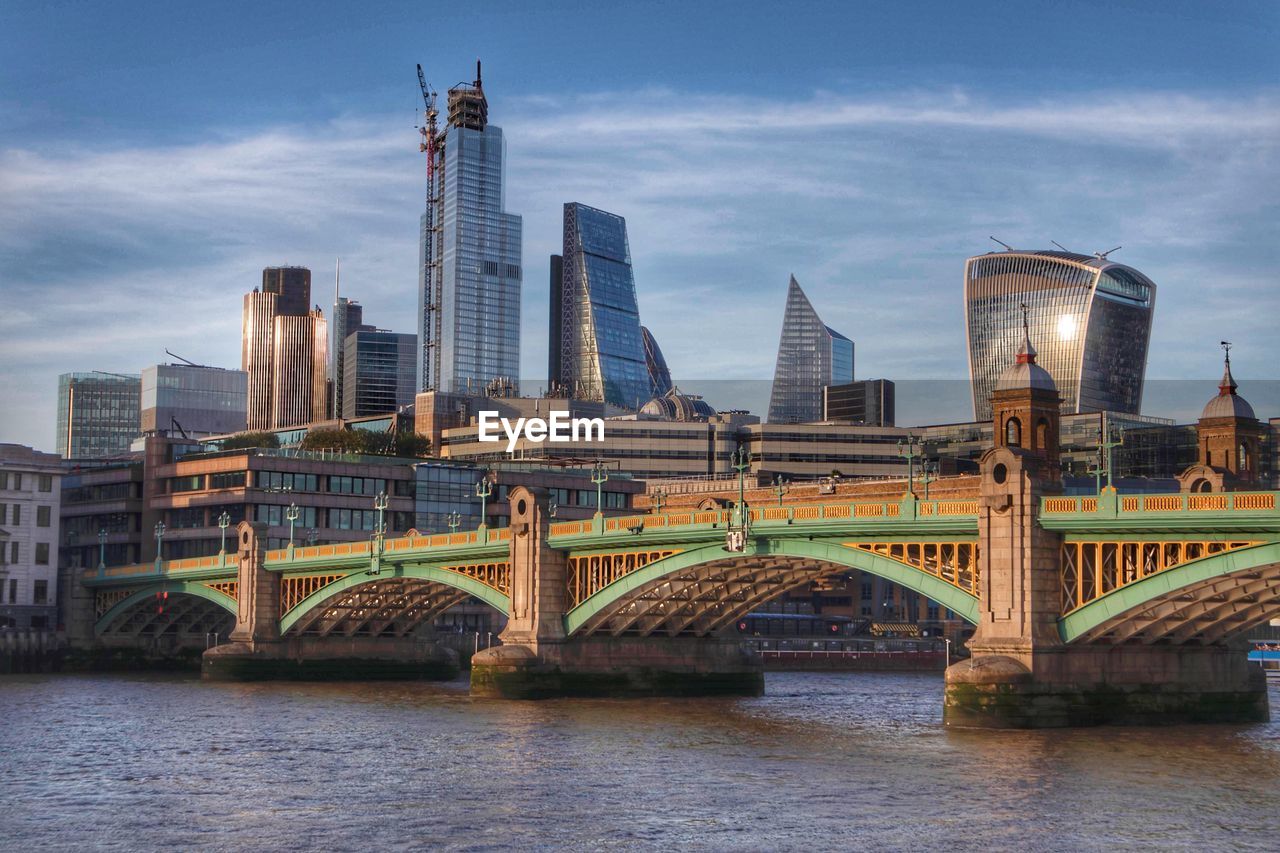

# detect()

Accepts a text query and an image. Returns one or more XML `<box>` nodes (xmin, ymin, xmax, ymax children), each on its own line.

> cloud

<box><xmin>2</xmin><ymin>86</ymin><xmax>1278</xmax><ymax>450</ymax></box>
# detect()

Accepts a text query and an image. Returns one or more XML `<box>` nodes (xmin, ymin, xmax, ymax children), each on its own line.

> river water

<box><xmin>2</xmin><ymin>672</ymin><xmax>1279</xmax><ymax>851</ymax></box>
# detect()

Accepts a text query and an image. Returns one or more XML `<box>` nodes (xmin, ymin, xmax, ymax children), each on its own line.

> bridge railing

<box><xmin>1042</xmin><ymin>491</ymin><xmax>1278</xmax><ymax>517</ymax></box>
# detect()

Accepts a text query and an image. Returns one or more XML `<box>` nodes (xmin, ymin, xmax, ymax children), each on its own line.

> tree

<box><xmin>391</xmin><ymin>431</ymin><xmax>432</xmax><ymax>458</ymax></box>
<box><xmin>299</xmin><ymin>428</ymin><xmax>364</xmax><ymax>453</ymax></box>
<box><xmin>219</xmin><ymin>431</ymin><xmax>280</xmax><ymax>450</ymax></box>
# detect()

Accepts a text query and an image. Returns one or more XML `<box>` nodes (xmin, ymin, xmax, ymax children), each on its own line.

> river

<box><xmin>2</xmin><ymin>672</ymin><xmax>1279</xmax><ymax>850</ymax></box>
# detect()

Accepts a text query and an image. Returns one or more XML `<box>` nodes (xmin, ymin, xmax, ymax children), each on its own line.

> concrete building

<box><xmin>55</xmin><ymin>372</ymin><xmax>141</xmax><ymax>460</ymax></box>
<box><xmin>418</xmin><ymin>61</ymin><xmax>523</xmax><ymax>395</ymax></box>
<box><xmin>0</xmin><ymin>445</ymin><xmax>63</xmax><ymax>629</ymax></box>
<box><xmin>140</xmin><ymin>363</ymin><xmax>248</xmax><ymax>438</ymax></box>
<box><xmin>343</xmin><ymin>330</ymin><xmax>417</xmax><ymax>419</ymax></box>
<box><xmin>964</xmin><ymin>249</ymin><xmax>1156</xmax><ymax>420</ymax></box>
<box><xmin>330</xmin><ymin>293</ymin><xmax>372</xmax><ymax>419</ymax></box>
<box><xmin>767</xmin><ymin>276</ymin><xmax>854</xmax><ymax>424</ymax></box>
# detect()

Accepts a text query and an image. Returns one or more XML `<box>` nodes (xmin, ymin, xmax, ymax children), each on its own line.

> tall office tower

<box><xmin>551</xmin><ymin>202</ymin><xmax>651</xmax><ymax>409</ymax></box>
<box><xmin>767</xmin><ymin>276</ymin><xmax>854</xmax><ymax>424</ymax></box>
<box><xmin>330</xmin><ymin>296</ymin><xmax>370</xmax><ymax>418</ymax></box>
<box><xmin>343</xmin><ymin>330</ymin><xmax>418</xmax><ymax>418</ymax></box>
<box><xmin>140</xmin><ymin>364</ymin><xmax>248</xmax><ymax>438</ymax></box>
<box><xmin>55</xmin><ymin>372</ymin><xmax>142</xmax><ymax>459</ymax></box>
<box><xmin>242</xmin><ymin>289</ymin><xmax>278</xmax><ymax>430</ymax></box>
<box><xmin>269</xmin><ymin>311</ymin><xmax>328</xmax><ymax>429</ymax></box>
<box><xmin>418</xmin><ymin>61</ymin><xmax>523</xmax><ymax>394</ymax></box>
<box><xmin>824</xmin><ymin>379</ymin><xmax>895</xmax><ymax>426</ymax></box>
<box><xmin>964</xmin><ymin>249</ymin><xmax>1157</xmax><ymax>421</ymax></box>
<box><xmin>641</xmin><ymin>326</ymin><xmax>673</xmax><ymax>398</ymax></box>
<box><xmin>262</xmin><ymin>266</ymin><xmax>312</xmax><ymax>317</ymax></box>
<box><xmin>548</xmin><ymin>254</ymin><xmax>563</xmax><ymax>390</ymax></box>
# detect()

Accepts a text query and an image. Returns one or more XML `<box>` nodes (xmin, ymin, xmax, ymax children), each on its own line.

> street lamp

<box><xmin>726</xmin><ymin>444</ymin><xmax>752</xmax><ymax>552</ymax></box>
<box><xmin>306</xmin><ymin>527</ymin><xmax>319</xmax><ymax>547</ymax></box>
<box><xmin>217</xmin><ymin>511</ymin><xmax>231</xmax><ymax>556</ymax></box>
<box><xmin>97</xmin><ymin>527</ymin><xmax>107</xmax><ymax>574</ymax></box>
<box><xmin>285</xmin><ymin>503</ymin><xmax>300</xmax><ymax>549</ymax></box>
<box><xmin>921</xmin><ymin>460</ymin><xmax>937</xmax><ymax>501</ymax></box>
<box><xmin>446</xmin><ymin>511</ymin><xmax>461</xmax><ymax>533</ymax></box>
<box><xmin>591</xmin><ymin>461</ymin><xmax>609</xmax><ymax>517</ymax></box>
<box><xmin>373</xmin><ymin>491</ymin><xmax>389</xmax><ymax>548</ymax></box>
<box><xmin>897</xmin><ymin>434</ymin><xmax>922</xmax><ymax>497</ymax></box>
<box><xmin>475</xmin><ymin>474</ymin><xmax>493</xmax><ymax>528</ymax></box>
<box><xmin>650</xmin><ymin>488</ymin><xmax>667</xmax><ymax>515</ymax></box>
<box><xmin>154</xmin><ymin>521</ymin><xmax>166</xmax><ymax>572</ymax></box>
<box><xmin>773</xmin><ymin>474</ymin><xmax>789</xmax><ymax>507</ymax></box>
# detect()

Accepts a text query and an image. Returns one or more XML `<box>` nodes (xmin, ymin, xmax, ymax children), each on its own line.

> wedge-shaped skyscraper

<box><xmin>767</xmin><ymin>276</ymin><xmax>854</xmax><ymax>424</ymax></box>
<box><xmin>964</xmin><ymin>249</ymin><xmax>1156</xmax><ymax>421</ymax></box>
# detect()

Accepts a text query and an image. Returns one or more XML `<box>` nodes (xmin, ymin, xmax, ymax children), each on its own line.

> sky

<box><xmin>2</xmin><ymin>0</ymin><xmax>1278</xmax><ymax>452</ymax></box>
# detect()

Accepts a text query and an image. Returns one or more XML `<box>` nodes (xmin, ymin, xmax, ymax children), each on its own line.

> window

<box><xmin>9</xmin><ymin>542</ymin><xmax>17</xmax><ymax>565</ymax></box>
<box><xmin>7</xmin><ymin>578</ymin><xmax>15</xmax><ymax>603</ymax></box>
<box><xmin>33</xmin><ymin>580</ymin><xmax>48</xmax><ymax>604</ymax></box>
<box><xmin>37</xmin><ymin>505</ymin><xmax>51</xmax><ymax>527</ymax></box>
<box><xmin>35</xmin><ymin>543</ymin><xmax>49</xmax><ymax>565</ymax></box>
<box><xmin>11</xmin><ymin>473</ymin><xmax>20</xmax><ymax>490</ymax></box>
<box><xmin>0</xmin><ymin>472</ymin><xmax>7</xmax><ymax>489</ymax></box>
<box><xmin>1005</xmin><ymin>417</ymin><xmax>1022</xmax><ymax>447</ymax></box>
<box><xmin>38</xmin><ymin>474</ymin><xmax>52</xmax><ymax>492</ymax></box>
<box><xmin>0</xmin><ymin>504</ymin><xmax>5</xmax><ymax>525</ymax></box>
<box><xmin>209</xmin><ymin>471</ymin><xmax>247</xmax><ymax>490</ymax></box>
<box><xmin>1239</xmin><ymin>442</ymin><xmax>1249</xmax><ymax>473</ymax></box>
<box><xmin>11</xmin><ymin>504</ymin><xmax>20</xmax><ymax>525</ymax></box>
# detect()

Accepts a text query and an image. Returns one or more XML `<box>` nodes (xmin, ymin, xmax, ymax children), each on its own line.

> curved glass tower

<box><xmin>964</xmin><ymin>250</ymin><xmax>1156</xmax><ymax>421</ymax></box>
<box><xmin>641</xmin><ymin>326</ymin><xmax>673</xmax><ymax>397</ymax></box>
<box><xmin>767</xmin><ymin>275</ymin><xmax>854</xmax><ymax>424</ymax></box>
<box><xmin>554</xmin><ymin>203</ymin><xmax>651</xmax><ymax>409</ymax></box>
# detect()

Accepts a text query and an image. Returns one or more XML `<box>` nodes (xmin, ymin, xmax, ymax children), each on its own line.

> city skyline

<box><xmin>3</xmin><ymin>2</ymin><xmax>1278</xmax><ymax>451</ymax></box>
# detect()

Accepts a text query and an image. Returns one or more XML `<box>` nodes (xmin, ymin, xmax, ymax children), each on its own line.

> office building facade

<box><xmin>343</xmin><ymin>330</ymin><xmax>417</xmax><ymax>418</ymax></box>
<box><xmin>418</xmin><ymin>63</ymin><xmax>522</xmax><ymax>395</ymax></box>
<box><xmin>242</xmin><ymin>267</ymin><xmax>328</xmax><ymax>431</ymax></box>
<box><xmin>964</xmin><ymin>249</ymin><xmax>1156</xmax><ymax>421</ymax></box>
<box><xmin>262</xmin><ymin>266</ymin><xmax>312</xmax><ymax>317</ymax></box>
<box><xmin>141</xmin><ymin>364</ymin><xmax>248</xmax><ymax>438</ymax></box>
<box><xmin>330</xmin><ymin>296</ymin><xmax>368</xmax><ymax>418</ymax></box>
<box><xmin>552</xmin><ymin>203</ymin><xmax>651</xmax><ymax>409</ymax></box>
<box><xmin>824</xmin><ymin>379</ymin><xmax>895</xmax><ymax>426</ymax></box>
<box><xmin>767</xmin><ymin>276</ymin><xmax>854</xmax><ymax>424</ymax></box>
<box><xmin>55</xmin><ymin>372</ymin><xmax>141</xmax><ymax>459</ymax></box>
<box><xmin>0</xmin><ymin>444</ymin><xmax>62</xmax><ymax>629</ymax></box>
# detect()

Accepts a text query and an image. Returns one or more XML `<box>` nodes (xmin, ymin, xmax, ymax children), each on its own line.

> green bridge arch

<box><xmin>1059</xmin><ymin>541</ymin><xmax>1280</xmax><ymax>643</ymax></box>
<box><xmin>564</xmin><ymin>537</ymin><xmax>981</xmax><ymax>636</ymax></box>
<box><xmin>277</xmin><ymin>563</ymin><xmax>512</xmax><ymax>635</ymax></box>
<box><xmin>94</xmin><ymin>581</ymin><xmax>238</xmax><ymax>635</ymax></box>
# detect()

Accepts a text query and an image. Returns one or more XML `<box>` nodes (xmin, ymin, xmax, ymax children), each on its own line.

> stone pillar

<box><xmin>471</xmin><ymin>486</ymin><xmax>762</xmax><ymax>699</ymax></box>
<box><xmin>228</xmin><ymin>521</ymin><xmax>279</xmax><ymax>646</ymax></box>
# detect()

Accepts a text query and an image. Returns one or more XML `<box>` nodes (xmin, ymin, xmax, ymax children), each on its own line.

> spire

<box><xmin>1218</xmin><ymin>340</ymin><xmax>1237</xmax><ymax>396</ymax></box>
<box><xmin>1016</xmin><ymin>302</ymin><xmax>1038</xmax><ymax>365</ymax></box>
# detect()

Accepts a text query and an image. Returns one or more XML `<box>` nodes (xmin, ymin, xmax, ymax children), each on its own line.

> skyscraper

<box><xmin>331</xmin><ymin>296</ymin><xmax>370</xmax><ymax>419</ymax></box>
<box><xmin>964</xmin><ymin>249</ymin><xmax>1157</xmax><ymax>421</ymax></box>
<box><xmin>344</xmin><ymin>330</ymin><xmax>418</xmax><ymax>418</ymax></box>
<box><xmin>551</xmin><ymin>203</ymin><xmax>651</xmax><ymax>409</ymax></box>
<box><xmin>140</xmin><ymin>363</ymin><xmax>248</xmax><ymax>438</ymax></box>
<box><xmin>55</xmin><ymin>372</ymin><xmax>141</xmax><ymax>459</ymax></box>
<box><xmin>640</xmin><ymin>326</ymin><xmax>673</xmax><ymax>398</ymax></box>
<box><xmin>767</xmin><ymin>276</ymin><xmax>854</xmax><ymax>424</ymax></box>
<box><xmin>242</xmin><ymin>266</ymin><xmax>327</xmax><ymax>430</ymax></box>
<box><xmin>418</xmin><ymin>62</ymin><xmax>522</xmax><ymax>394</ymax></box>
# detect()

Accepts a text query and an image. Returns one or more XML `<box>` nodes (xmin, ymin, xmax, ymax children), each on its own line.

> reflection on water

<box><xmin>2</xmin><ymin>672</ymin><xmax>1279</xmax><ymax>850</ymax></box>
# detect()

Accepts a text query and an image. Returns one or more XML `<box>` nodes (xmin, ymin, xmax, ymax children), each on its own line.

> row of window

<box><xmin>0</xmin><ymin>579</ymin><xmax>48</xmax><ymax>605</ymax></box>
<box><xmin>0</xmin><ymin>542</ymin><xmax>51</xmax><ymax>565</ymax></box>
<box><xmin>0</xmin><ymin>504</ymin><xmax>53</xmax><ymax>527</ymax></box>
<box><xmin>0</xmin><ymin>473</ymin><xmax>54</xmax><ymax>492</ymax></box>
<box><xmin>62</xmin><ymin>481</ymin><xmax>139</xmax><ymax>503</ymax></box>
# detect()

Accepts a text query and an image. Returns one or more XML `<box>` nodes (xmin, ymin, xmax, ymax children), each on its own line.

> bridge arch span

<box><xmin>564</xmin><ymin>539</ymin><xmax>980</xmax><ymax>638</ymax></box>
<box><xmin>94</xmin><ymin>582</ymin><xmax>238</xmax><ymax>638</ymax></box>
<box><xmin>1061</xmin><ymin>542</ymin><xmax>1280</xmax><ymax>645</ymax></box>
<box><xmin>278</xmin><ymin>565</ymin><xmax>511</xmax><ymax>638</ymax></box>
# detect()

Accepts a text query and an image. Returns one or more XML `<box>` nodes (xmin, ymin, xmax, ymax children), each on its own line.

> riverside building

<box><xmin>0</xmin><ymin>445</ymin><xmax>62</xmax><ymax>629</ymax></box>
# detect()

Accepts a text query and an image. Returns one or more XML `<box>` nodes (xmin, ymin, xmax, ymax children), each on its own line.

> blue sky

<box><xmin>2</xmin><ymin>0</ymin><xmax>1278</xmax><ymax>451</ymax></box>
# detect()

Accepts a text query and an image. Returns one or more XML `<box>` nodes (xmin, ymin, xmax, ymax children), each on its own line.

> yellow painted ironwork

<box><xmin>95</xmin><ymin>588</ymin><xmax>137</xmax><ymax>619</ymax></box>
<box><xmin>1235</xmin><ymin>493</ymin><xmax>1276</xmax><ymax>510</ymax></box>
<box><xmin>844</xmin><ymin>541</ymin><xmax>979</xmax><ymax>596</ymax></box>
<box><xmin>568</xmin><ymin>550</ymin><xmax>682</xmax><ymax>608</ymax></box>
<box><xmin>280</xmin><ymin>574</ymin><xmax>348</xmax><ymax>616</ymax></box>
<box><xmin>440</xmin><ymin>561</ymin><xmax>512</xmax><ymax>597</ymax></box>
<box><xmin>203</xmin><ymin>581</ymin><xmax>238</xmax><ymax>601</ymax></box>
<box><xmin>1060</xmin><ymin>539</ymin><xmax>1262</xmax><ymax>613</ymax></box>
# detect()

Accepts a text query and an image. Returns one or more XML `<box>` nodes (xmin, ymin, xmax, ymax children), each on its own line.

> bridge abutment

<box><xmin>470</xmin><ymin>488</ymin><xmax>763</xmax><ymax>699</ymax></box>
<box><xmin>202</xmin><ymin>522</ymin><xmax>458</xmax><ymax>681</ymax></box>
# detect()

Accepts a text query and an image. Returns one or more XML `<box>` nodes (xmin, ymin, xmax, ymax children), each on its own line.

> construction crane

<box><xmin>416</xmin><ymin>64</ymin><xmax>443</xmax><ymax>391</ymax></box>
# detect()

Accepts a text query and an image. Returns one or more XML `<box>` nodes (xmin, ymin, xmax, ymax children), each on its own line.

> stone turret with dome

<box><xmin>1179</xmin><ymin>344</ymin><xmax>1264</xmax><ymax>492</ymax></box>
<box><xmin>988</xmin><ymin>305</ymin><xmax>1062</xmax><ymax>474</ymax></box>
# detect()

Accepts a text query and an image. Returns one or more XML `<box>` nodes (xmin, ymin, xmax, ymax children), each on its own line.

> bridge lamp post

<box><xmin>153</xmin><ymin>521</ymin><xmax>166</xmax><ymax>573</ymax></box>
<box><xmin>774</xmin><ymin>474</ymin><xmax>789</xmax><ymax>507</ymax></box>
<box><xmin>217</xmin><ymin>511</ymin><xmax>231</xmax><ymax>557</ymax></box>
<box><xmin>921</xmin><ymin>461</ymin><xmax>936</xmax><ymax>501</ymax></box>
<box><xmin>373</xmin><ymin>491</ymin><xmax>389</xmax><ymax>549</ymax></box>
<box><xmin>651</xmin><ymin>488</ymin><xmax>667</xmax><ymax>515</ymax></box>
<box><xmin>446</xmin><ymin>511</ymin><xmax>461</xmax><ymax>534</ymax></box>
<box><xmin>285</xmin><ymin>503</ymin><xmax>300</xmax><ymax>550</ymax></box>
<box><xmin>1089</xmin><ymin>430</ymin><xmax>1106</xmax><ymax>495</ymax></box>
<box><xmin>897</xmin><ymin>434</ymin><xmax>922</xmax><ymax>497</ymax></box>
<box><xmin>591</xmin><ymin>461</ymin><xmax>609</xmax><ymax>518</ymax></box>
<box><xmin>306</xmin><ymin>527</ymin><xmax>319</xmax><ymax>547</ymax></box>
<box><xmin>1101</xmin><ymin>424</ymin><xmax>1124</xmax><ymax>492</ymax></box>
<box><xmin>97</xmin><ymin>527</ymin><xmax>107</xmax><ymax>575</ymax></box>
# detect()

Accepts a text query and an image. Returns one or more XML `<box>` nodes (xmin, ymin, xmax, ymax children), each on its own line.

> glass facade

<box><xmin>767</xmin><ymin>276</ymin><xmax>854</xmax><ymax>424</ymax></box>
<box><xmin>56</xmin><ymin>372</ymin><xmax>141</xmax><ymax>459</ymax></box>
<box><xmin>555</xmin><ymin>203</ymin><xmax>651</xmax><ymax>409</ymax></box>
<box><xmin>414</xmin><ymin>462</ymin><xmax>482</xmax><ymax>533</ymax></box>
<box><xmin>418</xmin><ymin>78</ymin><xmax>522</xmax><ymax>394</ymax></box>
<box><xmin>965</xmin><ymin>251</ymin><xmax>1156</xmax><ymax>421</ymax></box>
<box><xmin>330</xmin><ymin>297</ymin><xmax>367</xmax><ymax>418</ymax></box>
<box><xmin>140</xmin><ymin>364</ymin><xmax>247</xmax><ymax>437</ymax></box>
<box><xmin>641</xmin><ymin>326</ymin><xmax>674</xmax><ymax>397</ymax></box>
<box><xmin>343</xmin><ymin>331</ymin><xmax>417</xmax><ymax>418</ymax></box>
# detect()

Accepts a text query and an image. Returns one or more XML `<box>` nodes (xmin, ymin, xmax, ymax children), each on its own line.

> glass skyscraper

<box><xmin>418</xmin><ymin>64</ymin><xmax>522</xmax><ymax>394</ymax></box>
<box><xmin>140</xmin><ymin>364</ymin><xmax>247</xmax><ymax>437</ymax></box>
<box><xmin>343</xmin><ymin>330</ymin><xmax>418</xmax><ymax>418</ymax></box>
<box><xmin>551</xmin><ymin>203</ymin><xmax>651</xmax><ymax>409</ymax></box>
<box><xmin>641</xmin><ymin>326</ymin><xmax>673</xmax><ymax>398</ymax></box>
<box><xmin>55</xmin><ymin>372</ymin><xmax>141</xmax><ymax>459</ymax></box>
<box><xmin>964</xmin><ymin>250</ymin><xmax>1157</xmax><ymax>421</ymax></box>
<box><xmin>767</xmin><ymin>276</ymin><xmax>854</xmax><ymax>424</ymax></box>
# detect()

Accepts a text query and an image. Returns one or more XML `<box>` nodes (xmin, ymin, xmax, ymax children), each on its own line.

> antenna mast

<box><xmin>416</xmin><ymin>63</ymin><xmax>444</xmax><ymax>391</ymax></box>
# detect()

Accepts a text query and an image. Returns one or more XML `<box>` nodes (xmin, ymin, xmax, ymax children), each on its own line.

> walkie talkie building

<box><xmin>964</xmin><ymin>250</ymin><xmax>1157</xmax><ymax>421</ymax></box>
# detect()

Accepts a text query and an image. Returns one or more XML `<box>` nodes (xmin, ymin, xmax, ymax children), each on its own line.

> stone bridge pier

<box><xmin>202</xmin><ymin>521</ymin><xmax>459</xmax><ymax>681</ymax></box>
<box><xmin>943</xmin><ymin>447</ymin><xmax>1268</xmax><ymax>727</ymax></box>
<box><xmin>470</xmin><ymin>487</ymin><xmax>764</xmax><ymax>699</ymax></box>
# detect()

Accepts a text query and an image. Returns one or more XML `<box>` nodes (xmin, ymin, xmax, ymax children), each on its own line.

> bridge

<box><xmin>67</xmin><ymin>345</ymin><xmax>1280</xmax><ymax>725</ymax></box>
